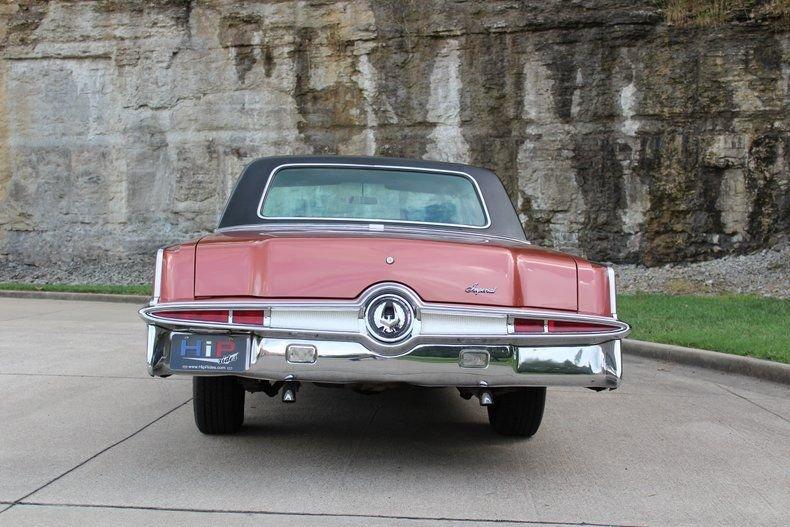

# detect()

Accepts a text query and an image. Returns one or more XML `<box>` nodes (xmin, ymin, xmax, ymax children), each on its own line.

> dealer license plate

<box><xmin>169</xmin><ymin>333</ymin><xmax>251</xmax><ymax>373</ymax></box>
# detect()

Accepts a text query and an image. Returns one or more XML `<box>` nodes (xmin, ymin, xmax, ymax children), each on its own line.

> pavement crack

<box><xmin>6</xmin><ymin>501</ymin><xmax>639</xmax><ymax>526</ymax></box>
<box><xmin>0</xmin><ymin>398</ymin><xmax>192</xmax><ymax>515</ymax></box>
<box><xmin>0</xmin><ymin>308</ymin><xmax>72</xmax><ymax>323</ymax></box>
<box><xmin>717</xmin><ymin>385</ymin><xmax>790</xmax><ymax>424</ymax></box>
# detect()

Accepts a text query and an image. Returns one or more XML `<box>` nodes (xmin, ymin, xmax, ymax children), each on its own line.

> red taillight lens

<box><xmin>232</xmin><ymin>310</ymin><xmax>265</xmax><ymax>326</ymax></box>
<box><xmin>154</xmin><ymin>309</ymin><xmax>265</xmax><ymax>326</ymax></box>
<box><xmin>514</xmin><ymin>318</ymin><xmax>544</xmax><ymax>333</ymax></box>
<box><xmin>156</xmin><ymin>310</ymin><xmax>229</xmax><ymax>323</ymax></box>
<box><xmin>513</xmin><ymin>318</ymin><xmax>617</xmax><ymax>334</ymax></box>
<box><xmin>547</xmin><ymin>320</ymin><xmax>616</xmax><ymax>333</ymax></box>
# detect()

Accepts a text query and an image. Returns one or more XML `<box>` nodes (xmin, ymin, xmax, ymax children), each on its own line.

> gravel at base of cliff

<box><xmin>0</xmin><ymin>257</ymin><xmax>154</xmax><ymax>287</ymax></box>
<box><xmin>1</xmin><ymin>244</ymin><xmax>788</xmax><ymax>299</ymax></box>
<box><xmin>614</xmin><ymin>242</ymin><xmax>789</xmax><ymax>298</ymax></box>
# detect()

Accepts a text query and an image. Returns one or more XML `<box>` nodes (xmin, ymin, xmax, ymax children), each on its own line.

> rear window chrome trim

<box><xmin>255</xmin><ymin>163</ymin><xmax>492</xmax><ymax>230</ymax></box>
<box><xmin>214</xmin><ymin>223</ymin><xmax>531</xmax><ymax>246</ymax></box>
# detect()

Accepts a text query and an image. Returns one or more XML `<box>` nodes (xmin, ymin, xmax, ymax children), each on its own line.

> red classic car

<box><xmin>139</xmin><ymin>156</ymin><xmax>629</xmax><ymax>437</ymax></box>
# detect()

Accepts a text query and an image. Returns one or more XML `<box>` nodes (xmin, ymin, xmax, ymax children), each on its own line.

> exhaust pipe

<box><xmin>282</xmin><ymin>375</ymin><xmax>299</xmax><ymax>403</ymax></box>
<box><xmin>478</xmin><ymin>390</ymin><xmax>494</xmax><ymax>406</ymax></box>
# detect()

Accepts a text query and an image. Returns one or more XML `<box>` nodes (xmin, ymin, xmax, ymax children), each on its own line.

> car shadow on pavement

<box><xmin>235</xmin><ymin>384</ymin><xmax>528</xmax><ymax>448</ymax></box>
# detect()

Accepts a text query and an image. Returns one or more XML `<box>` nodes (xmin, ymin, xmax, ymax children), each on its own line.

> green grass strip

<box><xmin>0</xmin><ymin>282</ymin><xmax>152</xmax><ymax>296</ymax></box>
<box><xmin>620</xmin><ymin>294</ymin><xmax>790</xmax><ymax>364</ymax></box>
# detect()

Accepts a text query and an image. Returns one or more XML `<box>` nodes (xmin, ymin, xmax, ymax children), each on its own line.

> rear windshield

<box><xmin>258</xmin><ymin>166</ymin><xmax>488</xmax><ymax>227</ymax></box>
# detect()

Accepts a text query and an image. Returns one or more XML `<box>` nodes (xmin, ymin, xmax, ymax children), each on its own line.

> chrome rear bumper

<box><xmin>146</xmin><ymin>326</ymin><xmax>622</xmax><ymax>389</ymax></box>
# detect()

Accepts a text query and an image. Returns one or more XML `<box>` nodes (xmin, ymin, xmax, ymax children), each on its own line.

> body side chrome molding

<box><xmin>607</xmin><ymin>266</ymin><xmax>618</xmax><ymax>319</ymax></box>
<box><xmin>150</xmin><ymin>248</ymin><xmax>164</xmax><ymax>306</ymax></box>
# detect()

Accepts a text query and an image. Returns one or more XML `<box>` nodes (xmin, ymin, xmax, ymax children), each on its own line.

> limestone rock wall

<box><xmin>0</xmin><ymin>0</ymin><xmax>787</xmax><ymax>276</ymax></box>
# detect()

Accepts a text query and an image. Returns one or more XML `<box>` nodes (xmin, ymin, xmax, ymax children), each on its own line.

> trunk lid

<box><xmin>194</xmin><ymin>230</ymin><xmax>578</xmax><ymax>310</ymax></box>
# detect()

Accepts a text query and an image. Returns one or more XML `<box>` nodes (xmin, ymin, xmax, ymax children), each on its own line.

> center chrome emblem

<box><xmin>364</xmin><ymin>293</ymin><xmax>414</xmax><ymax>343</ymax></box>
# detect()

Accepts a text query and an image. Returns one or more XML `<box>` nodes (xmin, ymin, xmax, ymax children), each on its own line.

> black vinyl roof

<box><xmin>218</xmin><ymin>155</ymin><xmax>527</xmax><ymax>241</ymax></box>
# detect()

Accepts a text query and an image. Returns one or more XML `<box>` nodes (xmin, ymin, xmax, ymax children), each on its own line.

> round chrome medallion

<box><xmin>364</xmin><ymin>293</ymin><xmax>414</xmax><ymax>343</ymax></box>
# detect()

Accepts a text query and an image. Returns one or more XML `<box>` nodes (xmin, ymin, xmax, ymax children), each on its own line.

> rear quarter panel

<box><xmin>159</xmin><ymin>242</ymin><xmax>197</xmax><ymax>302</ymax></box>
<box><xmin>576</xmin><ymin>261</ymin><xmax>613</xmax><ymax>317</ymax></box>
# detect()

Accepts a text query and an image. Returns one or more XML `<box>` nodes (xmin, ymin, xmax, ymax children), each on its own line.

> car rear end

<box><xmin>141</xmin><ymin>236</ymin><xmax>627</xmax><ymax>391</ymax></box>
<box><xmin>139</xmin><ymin>156</ymin><xmax>629</xmax><ymax>437</ymax></box>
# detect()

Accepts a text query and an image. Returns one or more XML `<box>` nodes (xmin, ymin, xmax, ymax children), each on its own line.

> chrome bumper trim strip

<box><xmin>139</xmin><ymin>283</ymin><xmax>630</xmax><ymax>356</ymax></box>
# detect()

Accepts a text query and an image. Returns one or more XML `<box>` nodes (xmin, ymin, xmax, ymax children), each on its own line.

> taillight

<box><xmin>156</xmin><ymin>310</ymin><xmax>229</xmax><ymax>323</ymax></box>
<box><xmin>513</xmin><ymin>318</ymin><xmax>617</xmax><ymax>334</ymax></box>
<box><xmin>514</xmin><ymin>319</ymin><xmax>544</xmax><ymax>333</ymax></box>
<box><xmin>153</xmin><ymin>309</ymin><xmax>265</xmax><ymax>326</ymax></box>
<box><xmin>547</xmin><ymin>320</ymin><xmax>616</xmax><ymax>333</ymax></box>
<box><xmin>232</xmin><ymin>310</ymin><xmax>265</xmax><ymax>326</ymax></box>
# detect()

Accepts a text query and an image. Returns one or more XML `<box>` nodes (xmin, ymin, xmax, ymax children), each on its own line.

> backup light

<box><xmin>286</xmin><ymin>344</ymin><xmax>317</xmax><ymax>364</ymax></box>
<box><xmin>459</xmin><ymin>349</ymin><xmax>489</xmax><ymax>368</ymax></box>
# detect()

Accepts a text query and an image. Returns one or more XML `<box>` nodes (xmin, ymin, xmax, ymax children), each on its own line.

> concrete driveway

<box><xmin>0</xmin><ymin>297</ymin><xmax>788</xmax><ymax>526</ymax></box>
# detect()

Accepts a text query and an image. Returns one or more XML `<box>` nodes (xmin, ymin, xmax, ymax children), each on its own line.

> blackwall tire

<box><xmin>193</xmin><ymin>376</ymin><xmax>245</xmax><ymax>434</ymax></box>
<box><xmin>487</xmin><ymin>387</ymin><xmax>546</xmax><ymax>437</ymax></box>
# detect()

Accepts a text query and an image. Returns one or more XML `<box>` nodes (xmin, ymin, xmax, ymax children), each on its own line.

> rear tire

<box><xmin>193</xmin><ymin>376</ymin><xmax>245</xmax><ymax>434</ymax></box>
<box><xmin>487</xmin><ymin>387</ymin><xmax>546</xmax><ymax>437</ymax></box>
